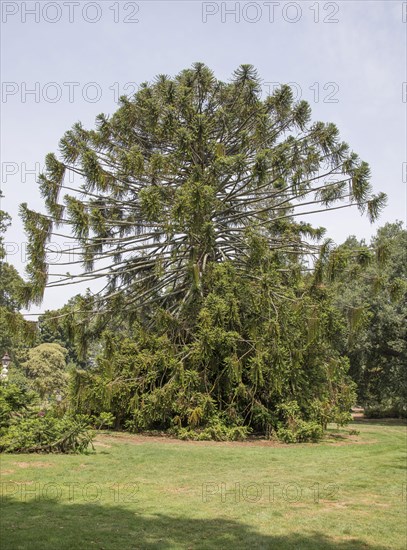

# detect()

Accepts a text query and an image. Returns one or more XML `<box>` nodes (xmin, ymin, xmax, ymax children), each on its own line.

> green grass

<box><xmin>1</xmin><ymin>420</ymin><xmax>406</xmax><ymax>549</ymax></box>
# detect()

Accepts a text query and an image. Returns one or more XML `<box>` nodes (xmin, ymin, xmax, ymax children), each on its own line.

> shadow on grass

<box><xmin>0</xmin><ymin>497</ymin><xmax>389</xmax><ymax>549</ymax></box>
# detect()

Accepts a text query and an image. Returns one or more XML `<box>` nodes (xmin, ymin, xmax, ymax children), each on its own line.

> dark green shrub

<box><xmin>276</xmin><ymin>428</ymin><xmax>297</xmax><ymax>444</ymax></box>
<box><xmin>172</xmin><ymin>424</ymin><xmax>251</xmax><ymax>441</ymax></box>
<box><xmin>295</xmin><ymin>420</ymin><xmax>324</xmax><ymax>442</ymax></box>
<box><xmin>276</xmin><ymin>421</ymin><xmax>323</xmax><ymax>443</ymax></box>
<box><xmin>364</xmin><ymin>400</ymin><xmax>407</xmax><ymax>419</ymax></box>
<box><xmin>0</xmin><ymin>413</ymin><xmax>94</xmax><ymax>453</ymax></box>
<box><xmin>276</xmin><ymin>402</ymin><xmax>324</xmax><ymax>443</ymax></box>
<box><xmin>0</xmin><ymin>383</ymin><xmax>38</xmax><ymax>429</ymax></box>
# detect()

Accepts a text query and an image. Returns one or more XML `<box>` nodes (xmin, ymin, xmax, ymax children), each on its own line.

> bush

<box><xmin>92</xmin><ymin>411</ymin><xmax>115</xmax><ymax>430</ymax></box>
<box><xmin>0</xmin><ymin>413</ymin><xmax>94</xmax><ymax>453</ymax></box>
<box><xmin>0</xmin><ymin>381</ymin><xmax>94</xmax><ymax>453</ymax></box>
<box><xmin>171</xmin><ymin>424</ymin><xmax>251</xmax><ymax>441</ymax></box>
<box><xmin>275</xmin><ymin>401</ymin><xmax>324</xmax><ymax>443</ymax></box>
<box><xmin>295</xmin><ymin>420</ymin><xmax>324</xmax><ymax>442</ymax></box>
<box><xmin>276</xmin><ymin>428</ymin><xmax>297</xmax><ymax>444</ymax></box>
<box><xmin>364</xmin><ymin>401</ymin><xmax>407</xmax><ymax>419</ymax></box>
<box><xmin>276</xmin><ymin>420</ymin><xmax>323</xmax><ymax>443</ymax></box>
<box><xmin>0</xmin><ymin>383</ymin><xmax>38</xmax><ymax>429</ymax></box>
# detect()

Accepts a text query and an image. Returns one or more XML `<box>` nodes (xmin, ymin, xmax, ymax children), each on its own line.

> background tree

<box><xmin>327</xmin><ymin>222</ymin><xmax>406</xmax><ymax>415</ymax></box>
<box><xmin>22</xmin><ymin>343</ymin><xmax>69</xmax><ymax>400</ymax></box>
<box><xmin>0</xmin><ymin>194</ymin><xmax>37</xmax><ymax>359</ymax></box>
<box><xmin>37</xmin><ymin>295</ymin><xmax>95</xmax><ymax>366</ymax></box>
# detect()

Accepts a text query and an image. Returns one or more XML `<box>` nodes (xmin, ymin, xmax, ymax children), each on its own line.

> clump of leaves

<box><xmin>92</xmin><ymin>411</ymin><xmax>115</xmax><ymax>430</ymax></box>
<box><xmin>172</xmin><ymin>424</ymin><xmax>250</xmax><ymax>442</ymax></box>
<box><xmin>275</xmin><ymin>401</ymin><xmax>324</xmax><ymax>443</ymax></box>
<box><xmin>0</xmin><ymin>383</ymin><xmax>38</xmax><ymax>429</ymax></box>
<box><xmin>0</xmin><ymin>383</ymin><xmax>94</xmax><ymax>453</ymax></box>
<box><xmin>0</xmin><ymin>413</ymin><xmax>94</xmax><ymax>454</ymax></box>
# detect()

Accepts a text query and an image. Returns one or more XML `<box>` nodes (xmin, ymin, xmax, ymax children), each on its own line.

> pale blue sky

<box><xmin>1</xmin><ymin>0</ymin><xmax>406</xmax><ymax>315</ymax></box>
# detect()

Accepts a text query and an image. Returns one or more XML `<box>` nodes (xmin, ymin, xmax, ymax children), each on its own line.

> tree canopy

<box><xmin>0</xmin><ymin>193</ymin><xmax>36</xmax><ymax>358</ymax></box>
<box><xmin>22</xmin><ymin>343</ymin><xmax>69</xmax><ymax>400</ymax></box>
<box><xmin>328</xmin><ymin>222</ymin><xmax>407</xmax><ymax>414</ymax></box>
<box><xmin>21</xmin><ymin>64</ymin><xmax>385</xmax><ymax>317</ymax></box>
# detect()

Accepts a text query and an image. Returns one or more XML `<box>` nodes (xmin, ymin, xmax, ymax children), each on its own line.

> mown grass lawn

<box><xmin>0</xmin><ymin>420</ymin><xmax>406</xmax><ymax>549</ymax></box>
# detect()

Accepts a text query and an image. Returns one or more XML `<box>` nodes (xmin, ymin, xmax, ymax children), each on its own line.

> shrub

<box><xmin>364</xmin><ymin>400</ymin><xmax>407</xmax><ymax>419</ymax></box>
<box><xmin>92</xmin><ymin>411</ymin><xmax>115</xmax><ymax>430</ymax></box>
<box><xmin>275</xmin><ymin>402</ymin><xmax>324</xmax><ymax>443</ymax></box>
<box><xmin>276</xmin><ymin>421</ymin><xmax>323</xmax><ymax>443</ymax></box>
<box><xmin>295</xmin><ymin>420</ymin><xmax>324</xmax><ymax>442</ymax></box>
<box><xmin>0</xmin><ymin>413</ymin><xmax>94</xmax><ymax>453</ymax></box>
<box><xmin>276</xmin><ymin>428</ymin><xmax>297</xmax><ymax>444</ymax></box>
<box><xmin>0</xmin><ymin>383</ymin><xmax>38</xmax><ymax>429</ymax></box>
<box><xmin>171</xmin><ymin>424</ymin><xmax>251</xmax><ymax>441</ymax></box>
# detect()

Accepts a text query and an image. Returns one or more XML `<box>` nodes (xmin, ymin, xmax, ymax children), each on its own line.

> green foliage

<box><xmin>93</xmin><ymin>411</ymin><xmax>115</xmax><ymax>430</ymax></box>
<box><xmin>0</xmin><ymin>191</ymin><xmax>12</xmax><ymax>261</ymax></box>
<box><xmin>0</xmin><ymin>382</ymin><xmax>38</xmax><ymax>429</ymax></box>
<box><xmin>22</xmin><ymin>343</ymin><xmax>69</xmax><ymax>399</ymax></box>
<box><xmin>22</xmin><ymin>64</ymin><xmax>384</xmax><ymax>315</ymax></box>
<box><xmin>173</xmin><ymin>424</ymin><xmax>250</xmax><ymax>442</ymax></box>
<box><xmin>38</xmin><ymin>306</ymin><xmax>83</xmax><ymax>365</ymax></box>
<box><xmin>276</xmin><ymin>401</ymin><xmax>326</xmax><ymax>442</ymax></box>
<box><xmin>277</xmin><ymin>421</ymin><xmax>324</xmax><ymax>444</ymax></box>
<box><xmin>328</xmin><ymin>222</ymin><xmax>407</xmax><ymax>409</ymax></box>
<box><xmin>69</xmin><ymin>262</ymin><xmax>356</xmax><ymax>440</ymax></box>
<box><xmin>0</xmin><ymin>196</ymin><xmax>37</xmax><ymax>357</ymax></box>
<box><xmin>364</xmin><ymin>400</ymin><xmax>406</xmax><ymax>419</ymax></box>
<box><xmin>0</xmin><ymin>382</ymin><xmax>94</xmax><ymax>453</ymax></box>
<box><xmin>0</xmin><ymin>413</ymin><xmax>94</xmax><ymax>453</ymax></box>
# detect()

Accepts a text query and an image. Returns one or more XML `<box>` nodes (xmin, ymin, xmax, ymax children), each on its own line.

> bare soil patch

<box><xmin>96</xmin><ymin>431</ymin><xmax>366</xmax><ymax>448</ymax></box>
<box><xmin>97</xmin><ymin>432</ymin><xmax>292</xmax><ymax>447</ymax></box>
<box><xmin>93</xmin><ymin>439</ymin><xmax>112</xmax><ymax>448</ymax></box>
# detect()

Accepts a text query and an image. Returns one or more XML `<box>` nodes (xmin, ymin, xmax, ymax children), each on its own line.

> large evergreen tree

<box><xmin>20</xmin><ymin>65</ymin><xmax>387</xmax><ymax>439</ymax></box>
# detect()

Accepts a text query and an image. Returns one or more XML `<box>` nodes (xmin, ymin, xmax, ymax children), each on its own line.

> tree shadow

<box><xmin>0</xmin><ymin>497</ymin><xmax>391</xmax><ymax>549</ymax></box>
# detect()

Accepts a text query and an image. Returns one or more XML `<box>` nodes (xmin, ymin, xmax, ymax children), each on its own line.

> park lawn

<box><xmin>0</xmin><ymin>420</ymin><xmax>406</xmax><ymax>550</ymax></box>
